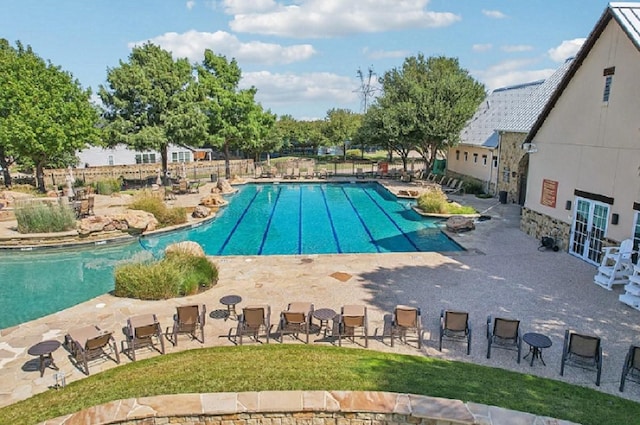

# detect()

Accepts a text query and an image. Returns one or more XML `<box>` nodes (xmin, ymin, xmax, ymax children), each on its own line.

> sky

<box><xmin>0</xmin><ymin>0</ymin><xmax>615</xmax><ymax>120</ymax></box>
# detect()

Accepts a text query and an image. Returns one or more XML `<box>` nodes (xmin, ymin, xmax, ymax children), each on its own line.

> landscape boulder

<box><xmin>210</xmin><ymin>179</ymin><xmax>236</xmax><ymax>195</ymax></box>
<box><xmin>192</xmin><ymin>205</ymin><xmax>211</xmax><ymax>218</ymax></box>
<box><xmin>165</xmin><ymin>241</ymin><xmax>206</xmax><ymax>257</ymax></box>
<box><xmin>200</xmin><ymin>193</ymin><xmax>228</xmax><ymax>208</ymax></box>
<box><xmin>111</xmin><ymin>210</ymin><xmax>159</xmax><ymax>233</ymax></box>
<box><xmin>446</xmin><ymin>216</ymin><xmax>475</xmax><ymax>233</ymax></box>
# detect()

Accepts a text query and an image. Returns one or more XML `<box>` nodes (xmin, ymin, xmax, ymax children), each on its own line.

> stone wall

<box><xmin>521</xmin><ymin>207</ymin><xmax>571</xmax><ymax>251</ymax></box>
<box><xmin>40</xmin><ymin>391</ymin><xmax>575</xmax><ymax>425</ymax></box>
<box><xmin>497</xmin><ymin>132</ymin><xmax>527</xmax><ymax>203</ymax></box>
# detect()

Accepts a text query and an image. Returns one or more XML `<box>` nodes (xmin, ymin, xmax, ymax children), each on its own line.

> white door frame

<box><xmin>569</xmin><ymin>197</ymin><xmax>609</xmax><ymax>265</ymax></box>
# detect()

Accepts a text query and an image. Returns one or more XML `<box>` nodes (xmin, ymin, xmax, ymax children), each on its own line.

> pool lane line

<box><xmin>340</xmin><ymin>186</ymin><xmax>380</xmax><ymax>253</ymax></box>
<box><xmin>258</xmin><ymin>186</ymin><xmax>283</xmax><ymax>255</ymax></box>
<box><xmin>362</xmin><ymin>186</ymin><xmax>421</xmax><ymax>252</ymax></box>
<box><xmin>320</xmin><ymin>186</ymin><xmax>343</xmax><ymax>253</ymax></box>
<box><xmin>298</xmin><ymin>186</ymin><xmax>303</xmax><ymax>254</ymax></box>
<box><xmin>217</xmin><ymin>188</ymin><xmax>261</xmax><ymax>255</ymax></box>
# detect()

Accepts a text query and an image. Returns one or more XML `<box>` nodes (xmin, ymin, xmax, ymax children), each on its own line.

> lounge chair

<box><xmin>237</xmin><ymin>305</ymin><xmax>271</xmax><ymax>345</ymax></box>
<box><xmin>444</xmin><ymin>180</ymin><xmax>465</xmax><ymax>195</ymax></box>
<box><xmin>168</xmin><ymin>304</ymin><xmax>206</xmax><ymax>346</ymax></box>
<box><xmin>65</xmin><ymin>324</ymin><xmax>120</xmax><ymax>375</ymax></box>
<box><xmin>277</xmin><ymin>302</ymin><xmax>314</xmax><ymax>343</ymax></box>
<box><xmin>439</xmin><ymin>309</ymin><xmax>471</xmax><ymax>355</ymax></box>
<box><xmin>355</xmin><ymin>168</ymin><xmax>365</xmax><ymax>179</ymax></box>
<box><xmin>620</xmin><ymin>345</ymin><xmax>640</xmax><ymax>392</ymax></box>
<box><xmin>122</xmin><ymin>313</ymin><xmax>165</xmax><ymax>361</ymax></box>
<box><xmin>337</xmin><ymin>304</ymin><xmax>368</xmax><ymax>348</ymax></box>
<box><xmin>486</xmin><ymin>316</ymin><xmax>521</xmax><ymax>363</ymax></box>
<box><xmin>318</xmin><ymin>168</ymin><xmax>328</xmax><ymax>179</ymax></box>
<box><xmin>283</xmin><ymin>168</ymin><xmax>294</xmax><ymax>179</ymax></box>
<box><xmin>389</xmin><ymin>305</ymin><xmax>422</xmax><ymax>348</ymax></box>
<box><xmin>560</xmin><ymin>330</ymin><xmax>602</xmax><ymax>386</ymax></box>
<box><xmin>594</xmin><ymin>238</ymin><xmax>635</xmax><ymax>290</ymax></box>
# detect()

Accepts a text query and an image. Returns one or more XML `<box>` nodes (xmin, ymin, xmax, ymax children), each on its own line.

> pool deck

<box><xmin>1</xmin><ymin>179</ymin><xmax>639</xmax><ymax>423</ymax></box>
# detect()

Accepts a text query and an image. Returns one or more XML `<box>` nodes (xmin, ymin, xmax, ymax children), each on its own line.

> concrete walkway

<box><xmin>0</xmin><ymin>180</ymin><xmax>639</xmax><ymax>421</ymax></box>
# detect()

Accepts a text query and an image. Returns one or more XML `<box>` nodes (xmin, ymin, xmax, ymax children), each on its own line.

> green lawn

<box><xmin>1</xmin><ymin>345</ymin><xmax>638</xmax><ymax>425</ymax></box>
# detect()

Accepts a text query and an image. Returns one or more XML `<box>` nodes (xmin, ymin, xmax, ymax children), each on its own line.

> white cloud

<box><xmin>186</xmin><ymin>0</ymin><xmax>195</xmax><ymax>10</ymax></box>
<box><xmin>129</xmin><ymin>30</ymin><xmax>316</xmax><ymax>64</ymax></box>
<box><xmin>548</xmin><ymin>38</ymin><xmax>585</xmax><ymax>62</ymax></box>
<box><xmin>364</xmin><ymin>48</ymin><xmax>410</xmax><ymax>60</ymax></box>
<box><xmin>501</xmin><ymin>44</ymin><xmax>533</xmax><ymax>53</ymax></box>
<box><xmin>241</xmin><ymin>70</ymin><xmax>359</xmax><ymax>113</ymax></box>
<box><xmin>472</xmin><ymin>43</ymin><xmax>492</xmax><ymax>52</ymax></box>
<box><xmin>475</xmin><ymin>59</ymin><xmax>554</xmax><ymax>91</ymax></box>
<box><xmin>228</xmin><ymin>0</ymin><xmax>460</xmax><ymax>38</ymax></box>
<box><xmin>482</xmin><ymin>9</ymin><xmax>507</xmax><ymax>19</ymax></box>
<box><xmin>221</xmin><ymin>0</ymin><xmax>278</xmax><ymax>14</ymax></box>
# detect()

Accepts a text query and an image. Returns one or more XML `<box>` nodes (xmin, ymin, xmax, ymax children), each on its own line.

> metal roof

<box><xmin>458</xmin><ymin>81</ymin><xmax>542</xmax><ymax>148</ymax></box>
<box><xmin>497</xmin><ymin>58</ymin><xmax>573</xmax><ymax>133</ymax></box>
<box><xmin>610</xmin><ymin>2</ymin><xmax>640</xmax><ymax>49</ymax></box>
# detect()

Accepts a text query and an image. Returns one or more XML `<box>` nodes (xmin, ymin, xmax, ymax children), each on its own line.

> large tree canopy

<box><xmin>376</xmin><ymin>54</ymin><xmax>485</xmax><ymax>171</ymax></box>
<box><xmin>197</xmin><ymin>49</ymin><xmax>274</xmax><ymax>178</ymax></box>
<box><xmin>0</xmin><ymin>39</ymin><xmax>99</xmax><ymax>189</ymax></box>
<box><xmin>323</xmin><ymin>108</ymin><xmax>361</xmax><ymax>160</ymax></box>
<box><xmin>99</xmin><ymin>43</ymin><xmax>207</xmax><ymax>177</ymax></box>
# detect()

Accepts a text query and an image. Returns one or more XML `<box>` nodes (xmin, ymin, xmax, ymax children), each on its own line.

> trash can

<box><xmin>210</xmin><ymin>173</ymin><xmax>218</xmax><ymax>183</ymax></box>
<box><xmin>499</xmin><ymin>190</ymin><xmax>508</xmax><ymax>204</ymax></box>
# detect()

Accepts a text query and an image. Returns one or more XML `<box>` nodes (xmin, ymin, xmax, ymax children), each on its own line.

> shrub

<box><xmin>463</xmin><ymin>179</ymin><xmax>484</xmax><ymax>195</ymax></box>
<box><xmin>14</xmin><ymin>200</ymin><xmax>77</xmax><ymax>233</ymax></box>
<box><xmin>92</xmin><ymin>178</ymin><xmax>121</xmax><ymax>195</ymax></box>
<box><xmin>129</xmin><ymin>191</ymin><xmax>187</xmax><ymax>227</ymax></box>
<box><xmin>346</xmin><ymin>149</ymin><xmax>362</xmax><ymax>158</ymax></box>
<box><xmin>416</xmin><ymin>190</ymin><xmax>477</xmax><ymax>215</ymax></box>
<box><xmin>114</xmin><ymin>252</ymin><xmax>218</xmax><ymax>299</ymax></box>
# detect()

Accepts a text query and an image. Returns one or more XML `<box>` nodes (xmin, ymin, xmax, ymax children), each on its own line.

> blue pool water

<box><xmin>0</xmin><ymin>182</ymin><xmax>461</xmax><ymax>329</ymax></box>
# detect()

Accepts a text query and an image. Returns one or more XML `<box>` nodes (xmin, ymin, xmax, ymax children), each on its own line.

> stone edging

<box><xmin>38</xmin><ymin>391</ymin><xmax>579</xmax><ymax>425</ymax></box>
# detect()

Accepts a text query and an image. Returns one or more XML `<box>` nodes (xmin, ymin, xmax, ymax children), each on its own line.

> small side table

<box><xmin>28</xmin><ymin>340</ymin><xmax>61</xmax><ymax>377</ymax></box>
<box><xmin>523</xmin><ymin>332</ymin><xmax>552</xmax><ymax>366</ymax></box>
<box><xmin>313</xmin><ymin>308</ymin><xmax>337</xmax><ymax>336</ymax></box>
<box><xmin>220</xmin><ymin>295</ymin><xmax>242</xmax><ymax>320</ymax></box>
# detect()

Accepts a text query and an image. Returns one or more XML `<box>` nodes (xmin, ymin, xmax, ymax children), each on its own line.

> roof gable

<box><xmin>524</xmin><ymin>2</ymin><xmax>640</xmax><ymax>144</ymax></box>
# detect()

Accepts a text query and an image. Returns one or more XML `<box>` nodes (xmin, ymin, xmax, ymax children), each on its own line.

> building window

<box><xmin>455</xmin><ymin>150</ymin><xmax>460</xmax><ymax>161</ymax></box>
<box><xmin>137</xmin><ymin>153</ymin><xmax>156</xmax><ymax>164</ymax></box>
<box><xmin>135</xmin><ymin>154</ymin><xmax>142</xmax><ymax>164</ymax></box>
<box><xmin>172</xmin><ymin>152</ymin><xmax>178</xmax><ymax>162</ymax></box>
<box><xmin>108</xmin><ymin>155</ymin><xmax>114</xmax><ymax>166</ymax></box>
<box><xmin>464</xmin><ymin>152</ymin><xmax>468</xmax><ymax>162</ymax></box>
<box><xmin>482</xmin><ymin>155</ymin><xmax>488</xmax><ymax>166</ymax></box>
<box><xmin>473</xmin><ymin>153</ymin><xmax>478</xmax><ymax>163</ymax></box>
<box><xmin>602</xmin><ymin>67</ymin><xmax>615</xmax><ymax>102</ymax></box>
<box><xmin>493</xmin><ymin>157</ymin><xmax>498</xmax><ymax>168</ymax></box>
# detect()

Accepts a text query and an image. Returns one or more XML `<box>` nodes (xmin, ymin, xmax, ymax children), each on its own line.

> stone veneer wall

<box><xmin>497</xmin><ymin>132</ymin><xmax>527</xmax><ymax>204</ymax></box>
<box><xmin>38</xmin><ymin>391</ymin><xmax>578</xmax><ymax>425</ymax></box>
<box><xmin>521</xmin><ymin>207</ymin><xmax>571</xmax><ymax>251</ymax></box>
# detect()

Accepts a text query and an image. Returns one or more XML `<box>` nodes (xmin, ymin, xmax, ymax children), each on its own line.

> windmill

<box><xmin>355</xmin><ymin>66</ymin><xmax>379</xmax><ymax>113</ymax></box>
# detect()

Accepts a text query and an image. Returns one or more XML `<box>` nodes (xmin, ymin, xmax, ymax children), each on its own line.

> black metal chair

<box><xmin>486</xmin><ymin>316</ymin><xmax>522</xmax><ymax>363</ymax></box>
<box><xmin>439</xmin><ymin>310</ymin><xmax>471</xmax><ymax>355</ymax></box>
<box><xmin>560</xmin><ymin>330</ymin><xmax>602</xmax><ymax>386</ymax></box>
<box><xmin>620</xmin><ymin>345</ymin><xmax>640</xmax><ymax>392</ymax></box>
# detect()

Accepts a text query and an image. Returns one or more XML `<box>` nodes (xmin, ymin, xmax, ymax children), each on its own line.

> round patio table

<box><xmin>220</xmin><ymin>295</ymin><xmax>242</xmax><ymax>321</ymax></box>
<box><xmin>523</xmin><ymin>332</ymin><xmax>552</xmax><ymax>366</ymax></box>
<box><xmin>28</xmin><ymin>340</ymin><xmax>61</xmax><ymax>377</ymax></box>
<box><xmin>313</xmin><ymin>308</ymin><xmax>337</xmax><ymax>336</ymax></box>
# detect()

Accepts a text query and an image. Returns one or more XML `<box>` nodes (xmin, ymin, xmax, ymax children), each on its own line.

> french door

<box><xmin>569</xmin><ymin>197</ymin><xmax>609</xmax><ymax>265</ymax></box>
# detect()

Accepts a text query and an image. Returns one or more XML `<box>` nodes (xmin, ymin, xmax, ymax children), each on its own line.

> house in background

<box><xmin>520</xmin><ymin>3</ymin><xmax>640</xmax><ymax>266</ymax></box>
<box><xmin>495</xmin><ymin>58</ymin><xmax>573</xmax><ymax>205</ymax></box>
<box><xmin>77</xmin><ymin>144</ymin><xmax>213</xmax><ymax>167</ymax></box>
<box><xmin>447</xmin><ymin>81</ymin><xmax>542</xmax><ymax>194</ymax></box>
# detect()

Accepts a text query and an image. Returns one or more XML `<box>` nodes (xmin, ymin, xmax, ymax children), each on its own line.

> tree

<box><xmin>99</xmin><ymin>43</ymin><xmax>207</xmax><ymax>179</ymax></box>
<box><xmin>377</xmin><ymin>54</ymin><xmax>485</xmax><ymax>172</ymax></box>
<box><xmin>0</xmin><ymin>39</ymin><xmax>99</xmax><ymax>190</ymax></box>
<box><xmin>323</xmin><ymin>108</ymin><xmax>361</xmax><ymax>160</ymax></box>
<box><xmin>197</xmin><ymin>49</ymin><xmax>273</xmax><ymax>179</ymax></box>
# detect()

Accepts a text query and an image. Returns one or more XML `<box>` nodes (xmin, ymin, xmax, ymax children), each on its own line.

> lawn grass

<box><xmin>1</xmin><ymin>345</ymin><xmax>638</xmax><ymax>425</ymax></box>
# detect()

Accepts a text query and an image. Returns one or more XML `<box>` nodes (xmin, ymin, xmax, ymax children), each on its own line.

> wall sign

<box><xmin>541</xmin><ymin>179</ymin><xmax>558</xmax><ymax>208</ymax></box>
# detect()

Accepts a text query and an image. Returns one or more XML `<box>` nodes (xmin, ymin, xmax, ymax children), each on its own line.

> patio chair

<box><xmin>560</xmin><ymin>330</ymin><xmax>602</xmax><ymax>386</ymax></box>
<box><xmin>594</xmin><ymin>238</ymin><xmax>635</xmax><ymax>290</ymax></box>
<box><xmin>277</xmin><ymin>302</ymin><xmax>314</xmax><ymax>343</ymax></box>
<box><xmin>356</xmin><ymin>168</ymin><xmax>365</xmax><ymax>179</ymax></box>
<box><xmin>338</xmin><ymin>304</ymin><xmax>368</xmax><ymax>348</ymax></box>
<box><xmin>439</xmin><ymin>309</ymin><xmax>471</xmax><ymax>355</ymax></box>
<box><xmin>122</xmin><ymin>313</ymin><xmax>165</xmax><ymax>361</ymax></box>
<box><xmin>237</xmin><ymin>305</ymin><xmax>271</xmax><ymax>345</ymax></box>
<box><xmin>620</xmin><ymin>345</ymin><xmax>640</xmax><ymax>392</ymax></box>
<box><xmin>486</xmin><ymin>316</ymin><xmax>522</xmax><ymax>363</ymax></box>
<box><xmin>444</xmin><ymin>180</ymin><xmax>465</xmax><ymax>195</ymax></box>
<box><xmin>318</xmin><ymin>168</ymin><xmax>328</xmax><ymax>179</ymax></box>
<box><xmin>389</xmin><ymin>305</ymin><xmax>422</xmax><ymax>348</ymax></box>
<box><xmin>65</xmin><ymin>324</ymin><xmax>120</xmax><ymax>375</ymax></box>
<box><xmin>168</xmin><ymin>304</ymin><xmax>206</xmax><ymax>346</ymax></box>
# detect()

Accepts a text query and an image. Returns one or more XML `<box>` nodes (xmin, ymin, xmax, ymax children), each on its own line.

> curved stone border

<box><xmin>38</xmin><ymin>391</ymin><xmax>578</xmax><ymax>425</ymax></box>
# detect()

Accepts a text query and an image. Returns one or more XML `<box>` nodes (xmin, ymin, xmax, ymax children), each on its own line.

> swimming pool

<box><xmin>0</xmin><ymin>182</ymin><xmax>461</xmax><ymax>329</ymax></box>
<box><xmin>140</xmin><ymin>182</ymin><xmax>462</xmax><ymax>255</ymax></box>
